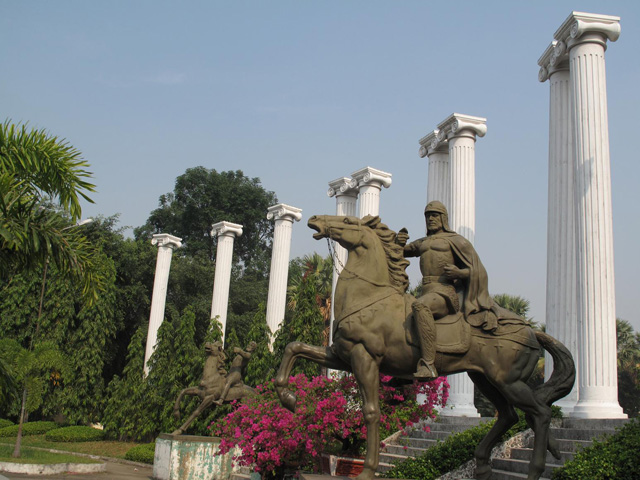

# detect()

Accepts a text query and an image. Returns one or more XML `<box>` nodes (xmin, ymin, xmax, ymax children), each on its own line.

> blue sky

<box><xmin>3</xmin><ymin>1</ymin><xmax>639</xmax><ymax>330</ymax></box>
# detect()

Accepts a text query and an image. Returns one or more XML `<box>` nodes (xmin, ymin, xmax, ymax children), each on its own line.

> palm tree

<box><xmin>616</xmin><ymin>319</ymin><xmax>640</xmax><ymax>416</ymax></box>
<box><xmin>492</xmin><ymin>293</ymin><xmax>531</xmax><ymax>320</ymax></box>
<box><xmin>0</xmin><ymin>121</ymin><xmax>102</xmax><ymax>457</ymax></box>
<box><xmin>287</xmin><ymin>253</ymin><xmax>334</xmax><ymax>345</ymax></box>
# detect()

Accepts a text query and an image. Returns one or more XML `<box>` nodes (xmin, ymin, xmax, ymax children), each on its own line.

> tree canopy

<box><xmin>135</xmin><ymin>168</ymin><xmax>277</xmax><ymax>269</ymax></box>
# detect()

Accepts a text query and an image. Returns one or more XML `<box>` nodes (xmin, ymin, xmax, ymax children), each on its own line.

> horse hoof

<box><xmin>475</xmin><ymin>464</ymin><xmax>492</xmax><ymax>480</ymax></box>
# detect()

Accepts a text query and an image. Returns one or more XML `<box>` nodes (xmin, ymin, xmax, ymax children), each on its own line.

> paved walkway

<box><xmin>0</xmin><ymin>460</ymin><xmax>152</xmax><ymax>479</ymax></box>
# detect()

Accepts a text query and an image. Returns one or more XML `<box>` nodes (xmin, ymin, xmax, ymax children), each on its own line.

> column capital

<box><xmin>328</xmin><ymin>177</ymin><xmax>359</xmax><ymax>198</ymax></box>
<box><xmin>538</xmin><ymin>41</ymin><xmax>570</xmax><ymax>82</ymax></box>
<box><xmin>151</xmin><ymin>233</ymin><xmax>182</xmax><ymax>249</ymax></box>
<box><xmin>554</xmin><ymin>12</ymin><xmax>620</xmax><ymax>49</ymax></box>
<box><xmin>211</xmin><ymin>221</ymin><xmax>243</xmax><ymax>238</ymax></box>
<box><xmin>419</xmin><ymin>129</ymin><xmax>448</xmax><ymax>158</ymax></box>
<box><xmin>437</xmin><ymin>113</ymin><xmax>487</xmax><ymax>140</ymax></box>
<box><xmin>267</xmin><ymin>203</ymin><xmax>303</xmax><ymax>222</ymax></box>
<box><xmin>351</xmin><ymin>166</ymin><xmax>392</xmax><ymax>190</ymax></box>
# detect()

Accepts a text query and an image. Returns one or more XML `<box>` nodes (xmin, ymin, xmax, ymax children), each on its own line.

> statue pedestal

<box><xmin>153</xmin><ymin>434</ymin><xmax>236</xmax><ymax>480</ymax></box>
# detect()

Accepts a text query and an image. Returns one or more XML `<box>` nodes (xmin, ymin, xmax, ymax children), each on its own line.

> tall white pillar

<box><xmin>538</xmin><ymin>41</ymin><xmax>578</xmax><ymax>414</ymax></box>
<box><xmin>328</xmin><ymin>177</ymin><xmax>359</xmax><ymax>345</ymax></box>
<box><xmin>144</xmin><ymin>233</ymin><xmax>182</xmax><ymax>376</ymax></box>
<box><xmin>265</xmin><ymin>204</ymin><xmax>303</xmax><ymax>346</ymax></box>
<box><xmin>555</xmin><ymin>12</ymin><xmax>625</xmax><ymax>418</ymax></box>
<box><xmin>437</xmin><ymin>113</ymin><xmax>487</xmax><ymax>417</ymax></box>
<box><xmin>441</xmin><ymin>113</ymin><xmax>486</xmax><ymax>244</ymax></box>
<box><xmin>351</xmin><ymin>166</ymin><xmax>392</xmax><ymax>218</ymax></box>
<box><xmin>210</xmin><ymin>221</ymin><xmax>243</xmax><ymax>345</ymax></box>
<box><xmin>419</xmin><ymin>129</ymin><xmax>450</xmax><ymax>208</ymax></box>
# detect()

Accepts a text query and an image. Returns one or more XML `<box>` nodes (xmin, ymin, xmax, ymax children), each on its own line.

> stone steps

<box><xmin>489</xmin><ymin>418</ymin><xmax>628</xmax><ymax>480</ymax></box>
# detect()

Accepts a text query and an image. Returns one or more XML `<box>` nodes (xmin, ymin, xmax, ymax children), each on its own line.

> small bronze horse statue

<box><xmin>172</xmin><ymin>341</ymin><xmax>256</xmax><ymax>435</ymax></box>
<box><xmin>275</xmin><ymin>215</ymin><xmax>575</xmax><ymax>480</ymax></box>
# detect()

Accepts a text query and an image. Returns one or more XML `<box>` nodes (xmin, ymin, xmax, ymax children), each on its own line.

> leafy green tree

<box><xmin>0</xmin><ymin>257</ymin><xmax>117</xmax><ymax>424</ymax></box>
<box><xmin>135</xmin><ymin>168</ymin><xmax>277</xmax><ymax>268</ymax></box>
<box><xmin>0</xmin><ymin>121</ymin><xmax>105</xmax><ymax>457</ymax></box>
<box><xmin>103</xmin><ymin>307</ymin><xmax>224</xmax><ymax>441</ymax></box>
<box><xmin>287</xmin><ymin>253</ymin><xmax>333</xmax><ymax>345</ymax></box>
<box><xmin>243</xmin><ymin>303</ymin><xmax>277</xmax><ymax>387</ymax></box>
<box><xmin>274</xmin><ymin>274</ymin><xmax>325</xmax><ymax>378</ymax></box>
<box><xmin>617</xmin><ymin>319</ymin><xmax>640</xmax><ymax>417</ymax></box>
<box><xmin>0</xmin><ymin>339</ymin><xmax>66</xmax><ymax>455</ymax></box>
<box><xmin>492</xmin><ymin>293</ymin><xmax>531</xmax><ymax>320</ymax></box>
<box><xmin>0</xmin><ymin>355</ymin><xmax>16</xmax><ymax>412</ymax></box>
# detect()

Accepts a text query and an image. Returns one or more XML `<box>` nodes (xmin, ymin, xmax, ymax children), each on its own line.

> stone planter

<box><xmin>153</xmin><ymin>433</ymin><xmax>238</xmax><ymax>480</ymax></box>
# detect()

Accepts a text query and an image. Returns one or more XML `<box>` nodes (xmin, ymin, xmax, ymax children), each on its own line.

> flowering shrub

<box><xmin>211</xmin><ymin>374</ymin><xmax>448</xmax><ymax>477</ymax></box>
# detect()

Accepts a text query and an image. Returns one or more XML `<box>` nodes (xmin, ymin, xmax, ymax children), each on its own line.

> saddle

<box><xmin>404</xmin><ymin>295</ymin><xmax>471</xmax><ymax>354</ymax></box>
<box><xmin>404</xmin><ymin>296</ymin><xmax>538</xmax><ymax>353</ymax></box>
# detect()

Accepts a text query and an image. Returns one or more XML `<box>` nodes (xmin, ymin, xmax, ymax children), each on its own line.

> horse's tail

<box><xmin>534</xmin><ymin>330</ymin><xmax>576</xmax><ymax>407</ymax></box>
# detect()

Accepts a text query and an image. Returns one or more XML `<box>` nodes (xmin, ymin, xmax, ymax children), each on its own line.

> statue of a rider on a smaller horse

<box><xmin>172</xmin><ymin>340</ymin><xmax>257</xmax><ymax>435</ymax></box>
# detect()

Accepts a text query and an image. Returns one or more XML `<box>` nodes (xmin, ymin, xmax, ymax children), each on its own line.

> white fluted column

<box><xmin>211</xmin><ymin>221</ymin><xmax>243</xmax><ymax>345</ymax></box>
<box><xmin>437</xmin><ymin>113</ymin><xmax>486</xmax><ymax>417</ymax></box>
<box><xmin>265</xmin><ymin>204</ymin><xmax>303</xmax><ymax>347</ymax></box>
<box><xmin>351</xmin><ymin>166</ymin><xmax>392</xmax><ymax>218</ymax></box>
<box><xmin>441</xmin><ymin>113</ymin><xmax>486</xmax><ymax>244</ymax></box>
<box><xmin>328</xmin><ymin>177</ymin><xmax>359</xmax><ymax>345</ymax></box>
<box><xmin>539</xmin><ymin>41</ymin><xmax>578</xmax><ymax>413</ymax></box>
<box><xmin>144</xmin><ymin>234</ymin><xmax>182</xmax><ymax>376</ymax></box>
<box><xmin>556</xmin><ymin>12</ymin><xmax>625</xmax><ymax>418</ymax></box>
<box><xmin>419</xmin><ymin>129</ymin><xmax>450</xmax><ymax>208</ymax></box>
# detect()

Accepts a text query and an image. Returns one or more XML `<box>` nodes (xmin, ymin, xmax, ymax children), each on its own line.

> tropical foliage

<box><xmin>617</xmin><ymin>319</ymin><xmax>640</xmax><ymax>417</ymax></box>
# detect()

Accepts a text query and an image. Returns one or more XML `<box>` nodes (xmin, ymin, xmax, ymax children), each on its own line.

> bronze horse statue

<box><xmin>172</xmin><ymin>341</ymin><xmax>256</xmax><ymax>435</ymax></box>
<box><xmin>275</xmin><ymin>215</ymin><xmax>575</xmax><ymax>480</ymax></box>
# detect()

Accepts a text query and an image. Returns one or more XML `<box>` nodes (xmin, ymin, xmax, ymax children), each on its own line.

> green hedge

<box><xmin>552</xmin><ymin>418</ymin><xmax>640</xmax><ymax>480</ymax></box>
<box><xmin>383</xmin><ymin>420</ymin><xmax>495</xmax><ymax>479</ymax></box>
<box><xmin>125</xmin><ymin>442</ymin><xmax>155</xmax><ymax>464</ymax></box>
<box><xmin>0</xmin><ymin>421</ymin><xmax>58</xmax><ymax>437</ymax></box>
<box><xmin>45</xmin><ymin>426</ymin><xmax>105</xmax><ymax>442</ymax></box>
<box><xmin>0</xmin><ymin>419</ymin><xmax>14</xmax><ymax>429</ymax></box>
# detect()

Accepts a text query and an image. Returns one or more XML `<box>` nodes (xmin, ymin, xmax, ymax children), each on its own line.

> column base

<box><xmin>438</xmin><ymin>404</ymin><xmax>480</xmax><ymax>417</ymax></box>
<box><xmin>570</xmin><ymin>401</ymin><xmax>628</xmax><ymax>419</ymax></box>
<box><xmin>553</xmin><ymin>398</ymin><xmax>577</xmax><ymax>416</ymax></box>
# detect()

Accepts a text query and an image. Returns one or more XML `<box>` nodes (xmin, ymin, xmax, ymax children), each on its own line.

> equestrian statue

<box><xmin>172</xmin><ymin>340</ymin><xmax>257</xmax><ymax>435</ymax></box>
<box><xmin>274</xmin><ymin>202</ymin><xmax>575</xmax><ymax>480</ymax></box>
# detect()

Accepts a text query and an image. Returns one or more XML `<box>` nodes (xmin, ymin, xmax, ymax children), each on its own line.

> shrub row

<box><xmin>552</xmin><ymin>418</ymin><xmax>640</xmax><ymax>480</ymax></box>
<box><xmin>0</xmin><ymin>421</ymin><xmax>58</xmax><ymax>437</ymax></box>
<box><xmin>0</xmin><ymin>419</ymin><xmax>14</xmax><ymax>429</ymax></box>
<box><xmin>125</xmin><ymin>442</ymin><xmax>155</xmax><ymax>464</ymax></box>
<box><xmin>45</xmin><ymin>426</ymin><xmax>105</xmax><ymax>442</ymax></box>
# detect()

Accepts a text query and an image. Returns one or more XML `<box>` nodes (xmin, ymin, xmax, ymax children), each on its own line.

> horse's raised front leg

<box><xmin>171</xmin><ymin>395</ymin><xmax>216</xmax><ymax>435</ymax></box>
<box><xmin>468</xmin><ymin>372</ymin><xmax>519</xmax><ymax>480</ymax></box>
<box><xmin>275</xmin><ymin>342</ymin><xmax>351</xmax><ymax>412</ymax></box>
<box><xmin>350</xmin><ymin>344</ymin><xmax>380</xmax><ymax>480</ymax></box>
<box><xmin>173</xmin><ymin>386</ymin><xmax>201</xmax><ymax>419</ymax></box>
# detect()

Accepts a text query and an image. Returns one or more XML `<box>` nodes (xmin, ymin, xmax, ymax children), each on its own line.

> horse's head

<box><xmin>308</xmin><ymin>214</ymin><xmax>380</xmax><ymax>250</ymax></box>
<box><xmin>204</xmin><ymin>341</ymin><xmax>223</xmax><ymax>357</ymax></box>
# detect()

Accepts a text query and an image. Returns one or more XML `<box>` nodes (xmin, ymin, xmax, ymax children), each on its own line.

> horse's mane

<box><xmin>362</xmin><ymin>216</ymin><xmax>410</xmax><ymax>292</ymax></box>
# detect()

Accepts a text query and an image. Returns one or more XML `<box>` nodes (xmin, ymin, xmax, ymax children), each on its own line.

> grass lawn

<box><xmin>0</xmin><ymin>444</ymin><xmax>100</xmax><ymax>464</ymax></box>
<box><xmin>0</xmin><ymin>435</ymin><xmax>143</xmax><ymax>460</ymax></box>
